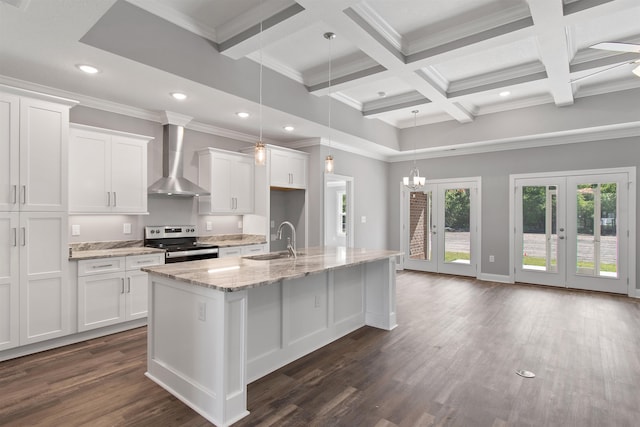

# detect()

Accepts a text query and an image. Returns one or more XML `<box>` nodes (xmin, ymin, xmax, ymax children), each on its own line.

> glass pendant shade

<box><xmin>325</xmin><ymin>154</ymin><xmax>334</xmax><ymax>173</ymax></box>
<box><xmin>255</xmin><ymin>140</ymin><xmax>266</xmax><ymax>166</ymax></box>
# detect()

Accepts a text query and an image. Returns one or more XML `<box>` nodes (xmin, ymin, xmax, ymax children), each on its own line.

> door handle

<box><xmin>20</xmin><ymin>185</ymin><xmax>26</xmax><ymax>204</ymax></box>
<box><xmin>20</xmin><ymin>227</ymin><xmax>26</xmax><ymax>246</ymax></box>
<box><xmin>12</xmin><ymin>227</ymin><xmax>17</xmax><ymax>247</ymax></box>
<box><xmin>559</xmin><ymin>236</ymin><xmax>565</xmax><ymax>240</ymax></box>
<box><xmin>127</xmin><ymin>277</ymin><xmax>131</xmax><ymax>293</ymax></box>
<box><xmin>107</xmin><ymin>191</ymin><xmax>111</xmax><ymax>206</ymax></box>
<box><xmin>121</xmin><ymin>278</ymin><xmax>125</xmax><ymax>294</ymax></box>
<box><xmin>113</xmin><ymin>192</ymin><xmax>117</xmax><ymax>207</ymax></box>
<box><xmin>11</xmin><ymin>185</ymin><xmax>17</xmax><ymax>204</ymax></box>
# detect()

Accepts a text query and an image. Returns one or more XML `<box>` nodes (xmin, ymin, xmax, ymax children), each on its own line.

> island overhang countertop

<box><xmin>142</xmin><ymin>246</ymin><xmax>401</xmax><ymax>292</ymax></box>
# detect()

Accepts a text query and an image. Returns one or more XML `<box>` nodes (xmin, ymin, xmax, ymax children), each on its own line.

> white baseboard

<box><xmin>477</xmin><ymin>273</ymin><xmax>513</xmax><ymax>284</ymax></box>
<box><xmin>0</xmin><ymin>318</ymin><xmax>147</xmax><ymax>362</ymax></box>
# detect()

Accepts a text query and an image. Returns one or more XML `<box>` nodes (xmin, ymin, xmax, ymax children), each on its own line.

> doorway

<box><xmin>401</xmin><ymin>178</ymin><xmax>480</xmax><ymax>277</ymax></box>
<box><xmin>512</xmin><ymin>168</ymin><xmax>635</xmax><ymax>294</ymax></box>
<box><xmin>324</xmin><ymin>173</ymin><xmax>354</xmax><ymax>247</ymax></box>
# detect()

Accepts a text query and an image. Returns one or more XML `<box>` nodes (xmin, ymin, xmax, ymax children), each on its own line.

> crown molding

<box><xmin>247</xmin><ymin>51</ymin><xmax>305</xmax><ymax>84</ymax></box>
<box><xmin>125</xmin><ymin>0</ymin><xmax>218</xmax><ymax>42</ymax></box>
<box><xmin>350</xmin><ymin>2</ymin><xmax>404</xmax><ymax>53</ymax></box>
<box><xmin>331</xmin><ymin>92</ymin><xmax>363</xmax><ymax>111</ymax></box>
<box><xmin>216</xmin><ymin>0</ymin><xmax>294</xmax><ymax>43</ymax></box>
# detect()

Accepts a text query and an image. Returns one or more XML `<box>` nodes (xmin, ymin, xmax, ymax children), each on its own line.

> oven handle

<box><xmin>166</xmin><ymin>248</ymin><xmax>219</xmax><ymax>258</ymax></box>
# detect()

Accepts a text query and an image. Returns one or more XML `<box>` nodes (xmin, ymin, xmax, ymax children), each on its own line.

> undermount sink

<box><xmin>244</xmin><ymin>251</ymin><xmax>303</xmax><ymax>261</ymax></box>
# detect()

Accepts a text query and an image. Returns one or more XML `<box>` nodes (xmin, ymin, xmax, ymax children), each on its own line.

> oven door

<box><xmin>165</xmin><ymin>248</ymin><xmax>219</xmax><ymax>263</ymax></box>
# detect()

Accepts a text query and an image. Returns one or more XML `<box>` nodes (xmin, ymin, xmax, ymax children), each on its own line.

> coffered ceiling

<box><xmin>1</xmin><ymin>0</ymin><xmax>639</xmax><ymax>159</ymax></box>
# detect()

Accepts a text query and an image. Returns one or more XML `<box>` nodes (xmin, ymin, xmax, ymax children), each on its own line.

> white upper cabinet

<box><xmin>0</xmin><ymin>90</ymin><xmax>74</xmax><ymax>212</ymax></box>
<box><xmin>198</xmin><ymin>148</ymin><xmax>254</xmax><ymax>215</ymax></box>
<box><xmin>269</xmin><ymin>147</ymin><xmax>308</xmax><ymax>189</ymax></box>
<box><xmin>69</xmin><ymin>124</ymin><xmax>151</xmax><ymax>214</ymax></box>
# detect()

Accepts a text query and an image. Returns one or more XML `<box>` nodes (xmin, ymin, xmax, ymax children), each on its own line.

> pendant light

<box><xmin>324</xmin><ymin>31</ymin><xmax>336</xmax><ymax>173</ymax></box>
<box><xmin>254</xmin><ymin>0</ymin><xmax>266</xmax><ymax>166</ymax></box>
<box><xmin>403</xmin><ymin>110</ymin><xmax>426</xmax><ymax>190</ymax></box>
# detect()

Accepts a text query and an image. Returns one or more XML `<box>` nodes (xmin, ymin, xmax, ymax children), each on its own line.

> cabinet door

<box><xmin>111</xmin><ymin>136</ymin><xmax>147</xmax><ymax>213</ymax></box>
<box><xmin>219</xmin><ymin>247</ymin><xmax>242</xmax><ymax>258</ymax></box>
<box><xmin>19</xmin><ymin>98</ymin><xmax>69</xmax><ymax>211</ymax></box>
<box><xmin>269</xmin><ymin>150</ymin><xmax>292</xmax><ymax>188</ymax></box>
<box><xmin>210</xmin><ymin>154</ymin><xmax>233</xmax><ymax>213</ymax></box>
<box><xmin>69</xmin><ymin>128</ymin><xmax>111</xmax><ymax>213</ymax></box>
<box><xmin>19</xmin><ymin>212</ymin><xmax>69</xmax><ymax>344</ymax></box>
<box><xmin>78</xmin><ymin>272</ymin><xmax>125</xmax><ymax>331</ymax></box>
<box><xmin>288</xmin><ymin>155</ymin><xmax>307</xmax><ymax>189</ymax></box>
<box><xmin>0</xmin><ymin>213</ymin><xmax>19</xmax><ymax>350</ymax></box>
<box><xmin>233</xmin><ymin>156</ymin><xmax>254</xmax><ymax>213</ymax></box>
<box><xmin>126</xmin><ymin>270</ymin><xmax>149</xmax><ymax>320</ymax></box>
<box><xmin>0</xmin><ymin>93</ymin><xmax>19</xmax><ymax>212</ymax></box>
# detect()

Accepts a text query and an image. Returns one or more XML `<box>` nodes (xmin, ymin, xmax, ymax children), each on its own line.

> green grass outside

<box><xmin>523</xmin><ymin>255</ymin><xmax>616</xmax><ymax>272</ymax></box>
<box><xmin>445</xmin><ymin>252</ymin><xmax>470</xmax><ymax>262</ymax></box>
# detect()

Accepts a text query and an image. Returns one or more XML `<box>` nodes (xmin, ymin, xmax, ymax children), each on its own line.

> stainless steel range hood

<box><xmin>148</xmin><ymin>116</ymin><xmax>209</xmax><ymax>197</ymax></box>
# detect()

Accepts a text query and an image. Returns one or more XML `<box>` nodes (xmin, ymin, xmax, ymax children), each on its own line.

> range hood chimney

<box><xmin>148</xmin><ymin>112</ymin><xmax>209</xmax><ymax>197</ymax></box>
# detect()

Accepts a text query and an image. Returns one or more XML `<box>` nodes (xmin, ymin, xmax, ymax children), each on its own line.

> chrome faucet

<box><xmin>276</xmin><ymin>221</ymin><xmax>297</xmax><ymax>258</ymax></box>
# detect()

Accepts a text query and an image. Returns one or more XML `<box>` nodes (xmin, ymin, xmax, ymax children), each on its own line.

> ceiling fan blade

<box><xmin>590</xmin><ymin>42</ymin><xmax>640</xmax><ymax>53</ymax></box>
<box><xmin>570</xmin><ymin>61</ymin><xmax>635</xmax><ymax>83</ymax></box>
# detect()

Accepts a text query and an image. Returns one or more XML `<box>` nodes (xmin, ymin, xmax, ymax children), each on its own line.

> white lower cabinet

<box><xmin>219</xmin><ymin>244</ymin><xmax>267</xmax><ymax>258</ymax></box>
<box><xmin>0</xmin><ymin>212</ymin><xmax>68</xmax><ymax>350</ymax></box>
<box><xmin>77</xmin><ymin>253</ymin><xmax>163</xmax><ymax>331</ymax></box>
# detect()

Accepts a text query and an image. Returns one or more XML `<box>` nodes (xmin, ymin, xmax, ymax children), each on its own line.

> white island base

<box><xmin>145</xmin><ymin>254</ymin><xmax>397</xmax><ymax>427</ymax></box>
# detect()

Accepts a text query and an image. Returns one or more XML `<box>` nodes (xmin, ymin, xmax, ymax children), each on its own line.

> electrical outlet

<box><xmin>361</xmin><ymin>216</ymin><xmax>367</xmax><ymax>223</ymax></box>
<box><xmin>270</xmin><ymin>233</ymin><xmax>277</xmax><ymax>241</ymax></box>
<box><xmin>314</xmin><ymin>295</ymin><xmax>321</xmax><ymax>308</ymax></box>
<box><xmin>237</xmin><ymin>220</ymin><xmax>243</xmax><ymax>229</ymax></box>
<box><xmin>123</xmin><ymin>223</ymin><xmax>132</xmax><ymax>234</ymax></box>
<box><xmin>206</xmin><ymin>221</ymin><xmax>212</xmax><ymax>231</ymax></box>
<box><xmin>489</xmin><ymin>255</ymin><xmax>495</xmax><ymax>262</ymax></box>
<box><xmin>270</xmin><ymin>220</ymin><xmax>275</xmax><ymax>228</ymax></box>
<box><xmin>71</xmin><ymin>224</ymin><xmax>80</xmax><ymax>236</ymax></box>
<box><xmin>198</xmin><ymin>302</ymin><xmax>206</xmax><ymax>321</ymax></box>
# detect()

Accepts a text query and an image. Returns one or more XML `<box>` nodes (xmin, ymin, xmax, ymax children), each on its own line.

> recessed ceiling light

<box><xmin>77</xmin><ymin>64</ymin><xmax>99</xmax><ymax>74</ymax></box>
<box><xmin>499</xmin><ymin>91</ymin><xmax>511</xmax><ymax>97</ymax></box>
<box><xmin>170</xmin><ymin>92</ymin><xmax>187</xmax><ymax>100</ymax></box>
<box><xmin>283</xmin><ymin>125</ymin><xmax>295</xmax><ymax>132</ymax></box>
<box><xmin>236</xmin><ymin>112</ymin><xmax>250</xmax><ymax>118</ymax></box>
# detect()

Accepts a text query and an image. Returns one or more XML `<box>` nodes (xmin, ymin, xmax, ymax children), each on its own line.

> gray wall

<box><xmin>388</xmin><ymin>136</ymin><xmax>640</xmax><ymax>288</ymax></box>
<box><xmin>301</xmin><ymin>145</ymin><xmax>389</xmax><ymax>250</ymax></box>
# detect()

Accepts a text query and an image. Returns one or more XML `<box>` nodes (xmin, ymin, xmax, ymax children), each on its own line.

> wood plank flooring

<box><xmin>1</xmin><ymin>271</ymin><xmax>639</xmax><ymax>426</ymax></box>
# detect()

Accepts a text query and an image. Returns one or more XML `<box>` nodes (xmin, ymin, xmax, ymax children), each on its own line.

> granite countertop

<box><xmin>70</xmin><ymin>246</ymin><xmax>166</xmax><ymax>261</ymax></box>
<box><xmin>142</xmin><ymin>246</ymin><xmax>402</xmax><ymax>292</ymax></box>
<box><xmin>198</xmin><ymin>234</ymin><xmax>267</xmax><ymax>248</ymax></box>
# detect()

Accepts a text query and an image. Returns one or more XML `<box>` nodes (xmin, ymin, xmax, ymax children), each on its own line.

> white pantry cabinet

<box><xmin>0</xmin><ymin>213</ymin><xmax>19</xmax><ymax>351</ymax></box>
<box><xmin>77</xmin><ymin>253</ymin><xmax>163</xmax><ymax>331</ymax></box>
<box><xmin>198</xmin><ymin>148</ymin><xmax>254</xmax><ymax>215</ymax></box>
<box><xmin>0</xmin><ymin>89</ymin><xmax>75</xmax><ymax>212</ymax></box>
<box><xmin>269</xmin><ymin>147</ymin><xmax>308</xmax><ymax>189</ymax></box>
<box><xmin>69</xmin><ymin>124</ymin><xmax>152</xmax><ymax>214</ymax></box>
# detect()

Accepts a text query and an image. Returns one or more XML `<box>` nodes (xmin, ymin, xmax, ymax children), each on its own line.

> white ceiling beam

<box><xmin>218</xmin><ymin>3</ymin><xmax>314</xmax><ymax>60</ymax></box>
<box><xmin>297</xmin><ymin>0</ymin><xmax>474</xmax><ymax>122</ymax></box>
<box><xmin>528</xmin><ymin>0</ymin><xmax>574</xmax><ymax>106</ymax></box>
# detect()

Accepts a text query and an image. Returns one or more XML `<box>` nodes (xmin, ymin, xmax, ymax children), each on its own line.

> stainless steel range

<box><xmin>144</xmin><ymin>225</ymin><xmax>218</xmax><ymax>263</ymax></box>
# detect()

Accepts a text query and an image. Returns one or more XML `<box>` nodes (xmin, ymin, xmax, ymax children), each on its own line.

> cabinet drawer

<box><xmin>78</xmin><ymin>257</ymin><xmax>125</xmax><ymax>276</ymax></box>
<box><xmin>242</xmin><ymin>244</ymin><xmax>267</xmax><ymax>255</ymax></box>
<box><xmin>219</xmin><ymin>247</ymin><xmax>242</xmax><ymax>258</ymax></box>
<box><xmin>126</xmin><ymin>253</ymin><xmax>164</xmax><ymax>270</ymax></box>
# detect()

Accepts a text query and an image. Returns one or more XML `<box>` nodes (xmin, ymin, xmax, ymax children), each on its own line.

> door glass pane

<box><xmin>444</xmin><ymin>188</ymin><xmax>470</xmax><ymax>264</ymax></box>
<box><xmin>409</xmin><ymin>191</ymin><xmax>431</xmax><ymax>260</ymax></box>
<box><xmin>522</xmin><ymin>185</ymin><xmax>558</xmax><ymax>271</ymax></box>
<box><xmin>576</xmin><ymin>183</ymin><xmax>618</xmax><ymax>278</ymax></box>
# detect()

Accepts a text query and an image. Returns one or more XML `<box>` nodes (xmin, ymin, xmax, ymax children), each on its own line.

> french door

<box><xmin>403</xmin><ymin>179</ymin><xmax>479</xmax><ymax>277</ymax></box>
<box><xmin>514</xmin><ymin>171</ymin><xmax>631</xmax><ymax>294</ymax></box>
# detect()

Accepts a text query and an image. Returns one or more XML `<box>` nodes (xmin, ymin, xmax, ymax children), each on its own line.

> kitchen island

<box><xmin>142</xmin><ymin>246</ymin><xmax>400</xmax><ymax>427</ymax></box>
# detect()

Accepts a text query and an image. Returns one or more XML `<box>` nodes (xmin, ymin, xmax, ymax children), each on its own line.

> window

<box><xmin>337</xmin><ymin>191</ymin><xmax>346</xmax><ymax>236</ymax></box>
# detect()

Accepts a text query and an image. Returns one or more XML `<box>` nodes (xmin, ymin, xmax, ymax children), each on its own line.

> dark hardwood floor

<box><xmin>2</xmin><ymin>271</ymin><xmax>639</xmax><ymax>426</ymax></box>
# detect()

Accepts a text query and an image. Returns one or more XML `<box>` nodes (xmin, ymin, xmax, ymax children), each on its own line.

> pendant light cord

<box><xmin>259</xmin><ymin>0</ymin><xmax>263</xmax><ymax>143</ymax></box>
<box><xmin>328</xmin><ymin>34</ymin><xmax>333</xmax><ymax>156</ymax></box>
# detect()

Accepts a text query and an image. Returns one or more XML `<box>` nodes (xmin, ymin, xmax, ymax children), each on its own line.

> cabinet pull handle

<box><xmin>21</xmin><ymin>185</ymin><xmax>26</xmax><ymax>204</ymax></box>
<box><xmin>107</xmin><ymin>192</ymin><xmax>111</xmax><ymax>206</ymax></box>
<box><xmin>121</xmin><ymin>278</ymin><xmax>125</xmax><ymax>294</ymax></box>
<box><xmin>127</xmin><ymin>277</ymin><xmax>131</xmax><ymax>293</ymax></box>
<box><xmin>93</xmin><ymin>264</ymin><xmax>113</xmax><ymax>269</ymax></box>
<box><xmin>113</xmin><ymin>192</ymin><xmax>117</xmax><ymax>207</ymax></box>
<box><xmin>11</xmin><ymin>185</ymin><xmax>17</xmax><ymax>204</ymax></box>
<box><xmin>12</xmin><ymin>227</ymin><xmax>17</xmax><ymax>247</ymax></box>
<box><xmin>20</xmin><ymin>227</ymin><xmax>26</xmax><ymax>246</ymax></box>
